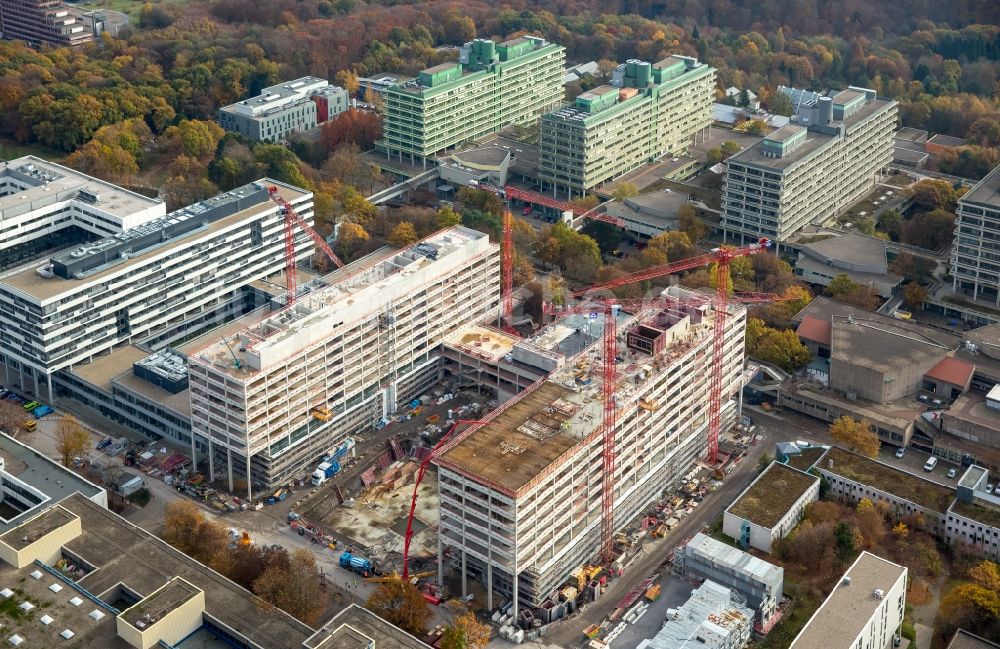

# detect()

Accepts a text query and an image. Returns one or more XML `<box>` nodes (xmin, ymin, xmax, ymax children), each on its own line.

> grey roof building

<box><xmin>678</xmin><ymin>532</ymin><xmax>784</xmax><ymax>630</ymax></box>
<box><xmin>603</xmin><ymin>190</ymin><xmax>690</xmax><ymax>239</ymax></box>
<box><xmin>793</xmin><ymin>233</ymin><xmax>903</xmax><ymax>298</ymax></box>
<box><xmin>638</xmin><ymin>580</ymin><xmax>754</xmax><ymax>649</ymax></box>
<box><xmin>951</xmin><ymin>163</ymin><xmax>1000</xmax><ymax>307</ymax></box>
<box><xmin>947</xmin><ymin>630</ymin><xmax>1000</xmax><ymax>649</ymax></box>
<box><xmin>219</xmin><ymin>77</ymin><xmax>349</xmax><ymax>142</ymax></box>
<box><xmin>722</xmin><ymin>86</ymin><xmax>897</xmax><ymax>241</ymax></box>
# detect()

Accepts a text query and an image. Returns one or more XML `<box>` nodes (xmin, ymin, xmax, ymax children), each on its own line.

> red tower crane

<box><xmin>543</xmin><ymin>290</ymin><xmax>780</xmax><ymax>563</ymax></box>
<box><xmin>571</xmin><ymin>239</ymin><xmax>772</xmax><ymax>468</ymax></box>
<box><xmin>267</xmin><ymin>186</ymin><xmax>346</xmax><ymax>305</ymax></box>
<box><xmin>500</xmin><ymin>210</ymin><xmax>517</xmax><ymax>335</ymax></box>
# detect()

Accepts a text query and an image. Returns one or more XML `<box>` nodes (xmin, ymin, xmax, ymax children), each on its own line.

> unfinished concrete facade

<box><xmin>187</xmin><ymin>227</ymin><xmax>500</xmax><ymax>496</ymax></box>
<box><xmin>435</xmin><ymin>287</ymin><xmax>747</xmax><ymax>614</ymax></box>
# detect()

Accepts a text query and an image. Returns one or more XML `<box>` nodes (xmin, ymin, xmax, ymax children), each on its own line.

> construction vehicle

<box><xmin>645</xmin><ymin>584</ymin><xmax>661</xmax><ymax>601</ymax></box>
<box><xmin>23</xmin><ymin>420</ymin><xmax>35</xmax><ymax>432</ymax></box>
<box><xmin>339</xmin><ymin>551</ymin><xmax>373</xmax><ymax>576</ymax></box>
<box><xmin>311</xmin><ymin>461</ymin><xmax>341</xmax><ymax>486</ymax></box>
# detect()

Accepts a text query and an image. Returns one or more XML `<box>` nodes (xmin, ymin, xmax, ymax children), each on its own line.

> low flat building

<box><xmin>0</xmin><ymin>432</ymin><xmax>106</xmax><ymax>531</ymax></box>
<box><xmin>793</xmin><ymin>233</ymin><xmax>902</xmax><ymax>298</ymax></box>
<box><xmin>790</xmin><ymin>552</ymin><xmax>906</xmax><ymax>649</ymax></box>
<box><xmin>219</xmin><ymin>77</ymin><xmax>349</xmax><ymax>142</ymax></box>
<box><xmin>679</xmin><ymin>533</ymin><xmax>784</xmax><ymax>631</ymax></box>
<box><xmin>816</xmin><ymin>447</ymin><xmax>953</xmax><ymax>536</ymax></box>
<box><xmin>602</xmin><ymin>190</ymin><xmax>690</xmax><ymax>240</ymax></box>
<box><xmin>724</xmin><ymin>461</ymin><xmax>819</xmax><ymax>554</ymax></box>
<box><xmin>304</xmin><ymin>604</ymin><xmax>430</xmax><ymax>648</ymax></box>
<box><xmin>894</xmin><ymin>128</ymin><xmax>929</xmax><ymax>168</ymax></box>
<box><xmin>638</xmin><ymin>580</ymin><xmax>754</xmax><ymax>649</ymax></box>
<box><xmin>946</xmin><ymin>466</ymin><xmax>1000</xmax><ymax>561</ymax></box>
<box><xmin>948</xmin><ymin>630</ymin><xmax>1000</xmax><ymax>649</ymax></box>
<box><xmin>926</xmin><ymin>134</ymin><xmax>968</xmax><ymax>156</ymax></box>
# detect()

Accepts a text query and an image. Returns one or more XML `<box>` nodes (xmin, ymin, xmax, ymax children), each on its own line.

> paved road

<box><xmin>537</xmin><ymin>427</ymin><xmax>773</xmax><ymax>648</ymax></box>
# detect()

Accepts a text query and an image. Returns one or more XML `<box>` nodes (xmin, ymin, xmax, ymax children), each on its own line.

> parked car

<box><xmin>947</xmin><ymin>468</ymin><xmax>958</xmax><ymax>479</ymax></box>
<box><xmin>23</xmin><ymin>401</ymin><xmax>39</xmax><ymax>411</ymax></box>
<box><xmin>895</xmin><ymin>447</ymin><xmax>906</xmax><ymax>459</ymax></box>
<box><xmin>987</xmin><ymin>484</ymin><xmax>995</xmax><ymax>494</ymax></box>
<box><xmin>32</xmin><ymin>405</ymin><xmax>53</xmax><ymax>419</ymax></box>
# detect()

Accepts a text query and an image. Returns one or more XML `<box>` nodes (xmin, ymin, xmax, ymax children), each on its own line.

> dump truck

<box><xmin>339</xmin><ymin>551</ymin><xmax>373</xmax><ymax>576</ymax></box>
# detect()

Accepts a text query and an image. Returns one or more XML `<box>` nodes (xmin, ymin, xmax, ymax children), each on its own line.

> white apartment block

<box><xmin>0</xmin><ymin>156</ymin><xmax>164</xmax><ymax>252</ymax></box>
<box><xmin>0</xmin><ymin>180</ymin><xmax>314</xmax><ymax>400</ymax></box>
<box><xmin>186</xmin><ymin>227</ymin><xmax>500</xmax><ymax>495</ymax></box>
<box><xmin>951</xmin><ymin>163</ymin><xmax>1000</xmax><ymax>306</ymax></box>
<box><xmin>219</xmin><ymin>76</ymin><xmax>350</xmax><ymax>142</ymax></box>
<box><xmin>722</xmin><ymin>87</ymin><xmax>897</xmax><ymax>242</ymax></box>
<box><xmin>791</xmin><ymin>552</ymin><xmax>906</xmax><ymax>649</ymax></box>
<box><xmin>946</xmin><ymin>466</ymin><xmax>1000</xmax><ymax>561</ymax></box>
<box><xmin>435</xmin><ymin>287</ymin><xmax>747</xmax><ymax>614</ymax></box>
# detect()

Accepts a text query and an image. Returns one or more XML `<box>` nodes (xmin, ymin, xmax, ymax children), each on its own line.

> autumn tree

<box><xmin>902</xmin><ymin>282</ymin><xmax>928</xmax><ymax>309</ymax></box>
<box><xmin>321</xmin><ymin>109</ymin><xmax>382</xmax><ymax>152</ymax></box>
<box><xmin>441</xmin><ymin>610</ymin><xmax>491</xmax><ymax>649</ymax></box>
<box><xmin>335</xmin><ymin>69</ymin><xmax>360</xmax><ymax>97</ymax></box>
<box><xmin>252</xmin><ymin>549</ymin><xmax>326</xmax><ymax>626</ymax></box>
<box><xmin>826</xmin><ymin>273</ymin><xmax>881</xmax><ymax>310</ymax></box>
<box><xmin>366</xmin><ymin>579</ymin><xmax>432</xmax><ymax>637</ymax></box>
<box><xmin>769</xmin><ymin>91</ymin><xmax>794</xmax><ymax>116</ymax></box>
<box><xmin>163</xmin><ymin>120</ymin><xmax>225</xmax><ymax>158</ymax></box>
<box><xmin>335</xmin><ymin>222</ymin><xmax>370</xmax><ymax>262</ymax></box>
<box><xmin>854</xmin><ymin>498</ymin><xmax>885</xmax><ymax>549</ymax></box>
<box><xmin>612</xmin><ymin>182</ymin><xmax>639</xmax><ymax>200</ymax></box>
<box><xmin>830</xmin><ymin>416</ymin><xmax>881</xmax><ymax>458</ymax></box>
<box><xmin>55</xmin><ymin>415</ymin><xmax>90</xmax><ymax>467</ymax></box>
<box><xmin>936</xmin><ymin>562</ymin><xmax>1000</xmax><ymax>639</ymax></box>
<box><xmin>436</xmin><ymin>206</ymin><xmax>461</xmax><ymax>228</ymax></box>
<box><xmin>456</xmin><ymin>187</ymin><xmax>503</xmax><ymax>218</ymax></box>
<box><xmin>163</xmin><ymin>500</ymin><xmax>205</xmax><ymax>556</ymax></box>
<box><xmin>678</xmin><ymin>204</ymin><xmax>707</xmax><ymax>242</ymax></box>
<box><xmin>744</xmin><ymin>318</ymin><xmax>811</xmax><ymax>371</ymax></box>
<box><xmin>902</xmin><ymin>209</ymin><xmax>956</xmax><ymax>251</ymax></box>
<box><xmin>389</xmin><ymin>222</ymin><xmax>418</xmax><ymax>247</ymax></box>
<box><xmin>910</xmin><ymin>179</ymin><xmax>958</xmax><ymax>212</ymax></box>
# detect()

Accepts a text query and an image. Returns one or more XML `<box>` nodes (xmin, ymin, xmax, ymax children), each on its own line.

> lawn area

<box><xmin>76</xmin><ymin>0</ymin><xmax>145</xmax><ymax>18</ymax></box>
<box><xmin>0</xmin><ymin>139</ymin><xmax>64</xmax><ymax>162</ymax></box>
<box><xmin>753</xmin><ymin>588</ymin><xmax>818</xmax><ymax>649</ymax></box>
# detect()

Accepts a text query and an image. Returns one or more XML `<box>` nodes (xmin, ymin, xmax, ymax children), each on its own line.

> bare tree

<box><xmin>0</xmin><ymin>401</ymin><xmax>26</xmax><ymax>435</ymax></box>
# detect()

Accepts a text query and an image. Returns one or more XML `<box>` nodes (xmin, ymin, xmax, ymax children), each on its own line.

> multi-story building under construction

<box><xmin>539</xmin><ymin>56</ymin><xmax>716</xmax><ymax>199</ymax></box>
<box><xmin>186</xmin><ymin>227</ymin><xmax>500</xmax><ymax>496</ymax></box>
<box><xmin>435</xmin><ymin>286</ymin><xmax>748</xmax><ymax>613</ymax></box>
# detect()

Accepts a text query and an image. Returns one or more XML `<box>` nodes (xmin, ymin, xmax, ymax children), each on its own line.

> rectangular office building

<box><xmin>951</xmin><ymin>163</ymin><xmax>1000</xmax><ymax>306</ymax></box>
<box><xmin>379</xmin><ymin>36</ymin><xmax>565</xmax><ymax>165</ymax></box>
<box><xmin>539</xmin><ymin>56</ymin><xmax>715</xmax><ymax>198</ymax></box>
<box><xmin>0</xmin><ymin>181</ymin><xmax>314</xmax><ymax>401</ymax></box>
<box><xmin>722</xmin><ymin>87</ymin><xmax>897</xmax><ymax>242</ymax></box>
<box><xmin>219</xmin><ymin>77</ymin><xmax>350</xmax><ymax>142</ymax></box>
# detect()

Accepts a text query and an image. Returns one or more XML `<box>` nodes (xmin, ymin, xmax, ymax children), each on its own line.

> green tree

<box><xmin>435</xmin><ymin>206</ymin><xmax>461</xmax><ymax>228</ymax></box>
<box><xmin>441</xmin><ymin>610</ymin><xmax>491</xmax><ymax>649</ymax></box>
<box><xmin>612</xmin><ymin>182</ymin><xmax>639</xmax><ymax>200</ymax></box>
<box><xmin>830</xmin><ymin>416</ymin><xmax>881</xmax><ymax>458</ymax></box>
<box><xmin>737</xmin><ymin>88</ymin><xmax>751</xmax><ymax>108</ymax></box>
<box><xmin>903</xmin><ymin>209</ymin><xmax>956</xmax><ymax>250</ymax></box>
<box><xmin>876</xmin><ymin>209</ymin><xmax>903</xmax><ymax>241</ymax></box>
<box><xmin>769</xmin><ymin>91</ymin><xmax>795</xmax><ymax>116</ymax></box>
<box><xmin>456</xmin><ymin>187</ymin><xmax>504</xmax><ymax>218</ymax></box>
<box><xmin>826</xmin><ymin>273</ymin><xmax>860</xmax><ymax>300</ymax></box>
<box><xmin>744</xmin><ymin>318</ymin><xmax>811</xmax><ymax>371</ymax></box>
<box><xmin>834</xmin><ymin>521</ymin><xmax>856</xmax><ymax>563</ymax></box>
<box><xmin>720</xmin><ymin>140</ymin><xmax>742</xmax><ymax>158</ymax></box>
<box><xmin>910</xmin><ymin>179</ymin><xmax>958</xmax><ymax>212</ymax></box>
<box><xmin>164</xmin><ymin>120</ymin><xmax>225</xmax><ymax>158</ymax></box>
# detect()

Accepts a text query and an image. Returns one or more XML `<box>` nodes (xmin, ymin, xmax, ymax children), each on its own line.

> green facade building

<box><xmin>539</xmin><ymin>56</ymin><xmax>716</xmax><ymax>198</ymax></box>
<box><xmin>379</xmin><ymin>36</ymin><xmax>565</xmax><ymax>166</ymax></box>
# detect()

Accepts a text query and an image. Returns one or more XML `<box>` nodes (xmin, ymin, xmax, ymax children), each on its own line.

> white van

<box><xmin>923</xmin><ymin>457</ymin><xmax>938</xmax><ymax>472</ymax></box>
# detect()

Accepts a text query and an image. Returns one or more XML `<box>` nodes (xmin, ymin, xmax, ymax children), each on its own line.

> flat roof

<box><xmin>819</xmin><ymin>447</ymin><xmax>955</xmax><ymax>513</ymax></box>
<box><xmin>790</xmin><ymin>552</ymin><xmax>906</xmax><ymax>649</ymax></box>
<box><xmin>305</xmin><ymin>604</ymin><xmax>430</xmax><ymax>649</ymax></box>
<box><xmin>786</xmin><ymin>446</ymin><xmax>827</xmax><ymax>472</ymax></box>
<box><xmin>0</xmin><ymin>433</ymin><xmax>104</xmax><ymax>533</ymax></box>
<box><xmin>40</xmin><ymin>493</ymin><xmax>314</xmax><ymax>647</ymax></box>
<box><xmin>727</xmin><ymin>462</ymin><xmax>818</xmax><ymax>528</ymax></box>
<box><xmin>443</xmin><ymin>325</ymin><xmax>518</xmax><ymax>363</ymax></box>
<box><xmin>113</xmin><ymin>370</ymin><xmax>191</xmax><ymax>417</ymax></box>
<box><xmin>960</xmin><ymin>163</ymin><xmax>1000</xmax><ymax>209</ymax></box>
<box><xmin>440</xmin><ymin>289</ymin><xmax>721</xmax><ymax>494</ymax></box>
<box><xmin>767</xmin><ymin>124</ymin><xmax>806</xmax><ymax>142</ymax></box>
<box><xmin>1</xmin><ymin>182</ymin><xmax>307</xmax><ymax>302</ymax></box>
<box><xmin>952</xmin><ymin>499</ymin><xmax>1000</xmax><ymax>528</ymax></box>
<box><xmin>578</xmin><ymin>84</ymin><xmax>617</xmax><ymax>100</ymax></box>
<box><xmin>685</xmin><ymin>533</ymin><xmax>784</xmax><ymax>585</ymax></box>
<box><xmin>120</xmin><ymin>577</ymin><xmax>201</xmax><ymax>628</ymax></box>
<box><xmin>69</xmin><ymin>346</ymin><xmax>150</xmax><ymax>392</ymax></box>
<box><xmin>0</xmin><ymin>156</ymin><xmax>161</xmax><ymax>221</ymax></box>
<box><xmin>895</xmin><ymin>127</ymin><xmax>928</xmax><ymax>143</ymax></box>
<box><xmin>832</xmin><ymin>89</ymin><xmax>864</xmax><ymax>105</ymax></box>
<box><xmin>800</xmin><ymin>232</ymin><xmax>888</xmax><ymax>268</ymax></box>
<box><xmin>928</xmin><ymin>133</ymin><xmax>967</xmax><ymax>147</ymax></box>
<box><xmin>948</xmin><ymin>630</ymin><xmax>1000</xmax><ymax>649</ymax></box>
<box><xmin>0</xmin><ymin>505</ymin><xmax>77</xmax><ymax>550</ymax></box>
<box><xmin>728</xmin><ymin>97</ymin><xmax>895</xmax><ymax>172</ymax></box>
<box><xmin>830</xmin><ymin>316</ymin><xmax>953</xmax><ymax>374</ymax></box>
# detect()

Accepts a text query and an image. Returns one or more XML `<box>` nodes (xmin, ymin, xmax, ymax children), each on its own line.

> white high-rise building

<box><xmin>186</xmin><ymin>227</ymin><xmax>500</xmax><ymax>495</ymax></box>
<box><xmin>435</xmin><ymin>287</ymin><xmax>747</xmax><ymax>613</ymax></box>
<box><xmin>0</xmin><ymin>180</ymin><xmax>313</xmax><ymax>400</ymax></box>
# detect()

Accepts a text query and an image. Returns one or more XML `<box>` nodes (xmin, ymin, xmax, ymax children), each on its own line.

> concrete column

<box><xmin>32</xmin><ymin>371</ymin><xmax>39</xmax><ymax>397</ymax></box>
<box><xmin>461</xmin><ymin>547</ymin><xmax>467</xmax><ymax>598</ymax></box>
<box><xmin>189</xmin><ymin>429</ymin><xmax>198</xmax><ymax>477</ymax></box>
<box><xmin>437</xmin><ymin>522</ymin><xmax>444</xmax><ymax>586</ymax></box>
<box><xmin>46</xmin><ymin>373</ymin><xmax>53</xmax><ymax>403</ymax></box>
<box><xmin>512</xmin><ymin>564</ymin><xmax>518</xmax><ymax>620</ymax></box>
<box><xmin>246</xmin><ymin>459</ymin><xmax>253</xmax><ymax>501</ymax></box>
<box><xmin>208</xmin><ymin>436</ymin><xmax>215</xmax><ymax>483</ymax></box>
<box><xmin>227</xmin><ymin>447</ymin><xmax>234</xmax><ymax>492</ymax></box>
